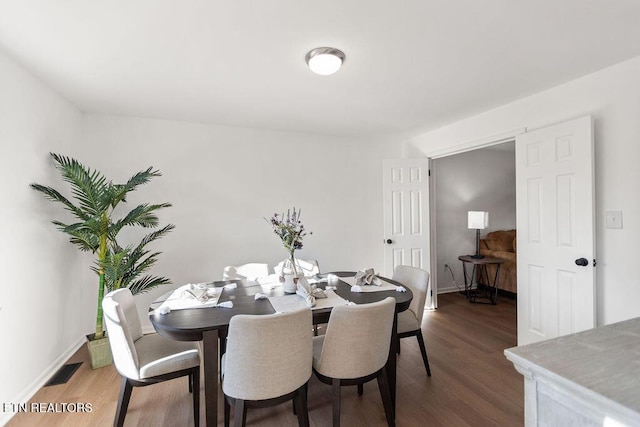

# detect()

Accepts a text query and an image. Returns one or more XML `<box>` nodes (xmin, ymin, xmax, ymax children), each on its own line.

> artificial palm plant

<box><xmin>30</xmin><ymin>153</ymin><xmax>173</xmax><ymax>346</ymax></box>
<box><xmin>99</xmin><ymin>224</ymin><xmax>174</xmax><ymax>295</ymax></box>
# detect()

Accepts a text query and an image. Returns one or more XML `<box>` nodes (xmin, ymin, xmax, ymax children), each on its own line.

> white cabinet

<box><xmin>505</xmin><ymin>318</ymin><xmax>640</xmax><ymax>426</ymax></box>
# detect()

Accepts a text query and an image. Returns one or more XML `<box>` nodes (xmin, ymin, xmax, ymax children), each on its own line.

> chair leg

<box><xmin>114</xmin><ymin>377</ymin><xmax>133</xmax><ymax>427</ymax></box>
<box><xmin>332</xmin><ymin>379</ymin><xmax>341</xmax><ymax>427</ymax></box>
<box><xmin>224</xmin><ymin>397</ymin><xmax>231</xmax><ymax>427</ymax></box>
<box><xmin>376</xmin><ymin>369</ymin><xmax>395</xmax><ymax>427</ymax></box>
<box><xmin>233</xmin><ymin>399</ymin><xmax>247</xmax><ymax>427</ymax></box>
<box><xmin>415</xmin><ymin>330</ymin><xmax>432</xmax><ymax>376</ymax></box>
<box><xmin>397</xmin><ymin>340</ymin><xmax>401</xmax><ymax>355</ymax></box>
<box><xmin>294</xmin><ymin>384</ymin><xmax>309</xmax><ymax>427</ymax></box>
<box><xmin>189</xmin><ymin>372</ymin><xmax>193</xmax><ymax>393</ymax></box>
<box><xmin>191</xmin><ymin>368</ymin><xmax>200</xmax><ymax>427</ymax></box>
<box><xmin>357</xmin><ymin>383</ymin><xmax>363</xmax><ymax>396</ymax></box>
<box><xmin>301</xmin><ymin>382</ymin><xmax>309</xmax><ymax>427</ymax></box>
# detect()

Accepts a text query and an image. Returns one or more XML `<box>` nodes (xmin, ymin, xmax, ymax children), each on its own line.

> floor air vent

<box><xmin>44</xmin><ymin>362</ymin><xmax>82</xmax><ymax>386</ymax></box>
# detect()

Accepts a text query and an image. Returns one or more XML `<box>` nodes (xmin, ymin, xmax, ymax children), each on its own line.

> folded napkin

<box><xmin>354</xmin><ymin>268</ymin><xmax>382</xmax><ymax>286</ymax></box>
<box><xmin>154</xmin><ymin>283</ymin><xmax>227</xmax><ymax>314</ymax></box>
<box><xmin>182</xmin><ymin>283</ymin><xmax>209</xmax><ymax>302</ymax></box>
<box><xmin>296</xmin><ymin>276</ymin><xmax>327</xmax><ymax>307</ymax></box>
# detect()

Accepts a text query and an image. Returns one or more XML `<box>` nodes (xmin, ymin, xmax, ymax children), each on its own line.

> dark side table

<box><xmin>458</xmin><ymin>255</ymin><xmax>505</xmax><ymax>304</ymax></box>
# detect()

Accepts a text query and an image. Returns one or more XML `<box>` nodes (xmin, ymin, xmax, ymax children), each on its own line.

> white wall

<box><xmin>0</xmin><ymin>49</ymin><xmax>400</xmax><ymax>420</ymax></box>
<box><xmin>409</xmin><ymin>55</ymin><xmax>640</xmax><ymax>326</ymax></box>
<box><xmin>0</xmin><ymin>50</ymin><xmax>86</xmax><ymax>424</ymax></box>
<box><xmin>78</xmin><ymin>114</ymin><xmax>400</xmax><ymax>331</ymax></box>
<box><xmin>434</xmin><ymin>144</ymin><xmax>516</xmax><ymax>292</ymax></box>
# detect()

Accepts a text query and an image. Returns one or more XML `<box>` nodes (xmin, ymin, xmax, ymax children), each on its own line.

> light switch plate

<box><xmin>605</xmin><ymin>210</ymin><xmax>623</xmax><ymax>229</ymax></box>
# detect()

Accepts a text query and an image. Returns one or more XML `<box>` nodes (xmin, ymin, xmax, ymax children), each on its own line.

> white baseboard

<box><xmin>0</xmin><ymin>336</ymin><xmax>86</xmax><ymax>426</ymax></box>
<box><xmin>437</xmin><ymin>285</ymin><xmax>463</xmax><ymax>294</ymax></box>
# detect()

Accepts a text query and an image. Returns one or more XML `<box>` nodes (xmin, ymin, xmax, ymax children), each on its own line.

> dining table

<box><xmin>149</xmin><ymin>271</ymin><xmax>413</xmax><ymax>426</ymax></box>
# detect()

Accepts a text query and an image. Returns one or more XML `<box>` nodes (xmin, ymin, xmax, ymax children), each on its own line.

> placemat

<box><xmin>268</xmin><ymin>289</ymin><xmax>349</xmax><ymax>313</ymax></box>
<box><xmin>156</xmin><ymin>284</ymin><xmax>223</xmax><ymax>311</ymax></box>
<box><xmin>341</xmin><ymin>276</ymin><xmax>402</xmax><ymax>292</ymax></box>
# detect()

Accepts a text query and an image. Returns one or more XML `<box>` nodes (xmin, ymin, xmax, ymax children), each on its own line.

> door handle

<box><xmin>385</xmin><ymin>239</ymin><xmax>393</xmax><ymax>244</ymax></box>
<box><xmin>575</xmin><ymin>258</ymin><xmax>589</xmax><ymax>267</ymax></box>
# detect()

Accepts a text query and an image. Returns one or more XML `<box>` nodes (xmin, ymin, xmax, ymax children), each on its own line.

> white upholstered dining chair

<box><xmin>222</xmin><ymin>262</ymin><xmax>270</xmax><ymax>281</ymax></box>
<box><xmin>392</xmin><ymin>265</ymin><xmax>432</xmax><ymax>376</ymax></box>
<box><xmin>102</xmin><ymin>288</ymin><xmax>201</xmax><ymax>427</ymax></box>
<box><xmin>312</xmin><ymin>297</ymin><xmax>396</xmax><ymax>427</ymax></box>
<box><xmin>222</xmin><ymin>308</ymin><xmax>313</xmax><ymax>427</ymax></box>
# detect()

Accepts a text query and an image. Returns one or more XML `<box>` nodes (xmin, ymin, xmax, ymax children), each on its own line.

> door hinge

<box><xmin>428</xmin><ymin>169</ymin><xmax>431</xmax><ymax>176</ymax></box>
<box><xmin>593</xmin><ymin>259</ymin><xmax>597</xmax><ymax>267</ymax></box>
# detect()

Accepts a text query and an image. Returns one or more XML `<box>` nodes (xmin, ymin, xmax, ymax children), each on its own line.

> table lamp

<box><xmin>468</xmin><ymin>211</ymin><xmax>489</xmax><ymax>259</ymax></box>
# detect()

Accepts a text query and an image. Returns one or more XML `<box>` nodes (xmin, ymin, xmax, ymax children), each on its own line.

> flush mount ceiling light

<box><xmin>305</xmin><ymin>47</ymin><xmax>345</xmax><ymax>75</ymax></box>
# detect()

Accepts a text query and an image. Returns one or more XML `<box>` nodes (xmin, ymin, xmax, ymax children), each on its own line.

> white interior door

<box><xmin>516</xmin><ymin>115</ymin><xmax>596</xmax><ymax>346</ymax></box>
<box><xmin>382</xmin><ymin>159</ymin><xmax>431</xmax><ymax>291</ymax></box>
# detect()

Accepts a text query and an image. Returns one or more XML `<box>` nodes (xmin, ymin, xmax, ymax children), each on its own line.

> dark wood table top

<box><xmin>149</xmin><ymin>271</ymin><xmax>413</xmax><ymax>342</ymax></box>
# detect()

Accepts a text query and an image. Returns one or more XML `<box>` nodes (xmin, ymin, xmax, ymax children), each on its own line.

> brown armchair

<box><xmin>479</xmin><ymin>229</ymin><xmax>517</xmax><ymax>294</ymax></box>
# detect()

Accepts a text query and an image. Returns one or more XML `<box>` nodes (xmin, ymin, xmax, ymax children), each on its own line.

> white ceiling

<box><xmin>1</xmin><ymin>1</ymin><xmax>640</xmax><ymax>138</ymax></box>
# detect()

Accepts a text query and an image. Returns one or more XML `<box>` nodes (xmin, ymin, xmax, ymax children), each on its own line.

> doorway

<box><xmin>432</xmin><ymin>141</ymin><xmax>516</xmax><ymax>302</ymax></box>
<box><xmin>425</xmin><ymin>116</ymin><xmax>595</xmax><ymax>347</ymax></box>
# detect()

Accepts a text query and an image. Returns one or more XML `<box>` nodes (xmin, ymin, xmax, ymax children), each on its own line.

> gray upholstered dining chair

<box><xmin>222</xmin><ymin>262</ymin><xmax>270</xmax><ymax>281</ymax></box>
<box><xmin>102</xmin><ymin>288</ymin><xmax>201</xmax><ymax>427</ymax></box>
<box><xmin>222</xmin><ymin>308</ymin><xmax>313</xmax><ymax>427</ymax></box>
<box><xmin>392</xmin><ymin>265</ymin><xmax>432</xmax><ymax>376</ymax></box>
<box><xmin>312</xmin><ymin>297</ymin><xmax>396</xmax><ymax>427</ymax></box>
<box><xmin>220</xmin><ymin>262</ymin><xmax>270</xmax><ymax>371</ymax></box>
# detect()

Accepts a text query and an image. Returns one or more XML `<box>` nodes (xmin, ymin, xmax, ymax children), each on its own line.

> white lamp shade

<box><xmin>468</xmin><ymin>211</ymin><xmax>489</xmax><ymax>230</ymax></box>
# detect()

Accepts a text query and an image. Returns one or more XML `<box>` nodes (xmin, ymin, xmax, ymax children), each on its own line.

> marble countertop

<box><xmin>505</xmin><ymin>317</ymin><xmax>640</xmax><ymax>416</ymax></box>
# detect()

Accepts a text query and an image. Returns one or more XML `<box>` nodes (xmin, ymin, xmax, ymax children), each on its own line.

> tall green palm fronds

<box><xmin>98</xmin><ymin>224</ymin><xmax>175</xmax><ymax>294</ymax></box>
<box><xmin>30</xmin><ymin>153</ymin><xmax>173</xmax><ymax>340</ymax></box>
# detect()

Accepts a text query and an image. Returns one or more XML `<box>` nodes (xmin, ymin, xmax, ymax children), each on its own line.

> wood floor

<box><xmin>7</xmin><ymin>292</ymin><xmax>523</xmax><ymax>426</ymax></box>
